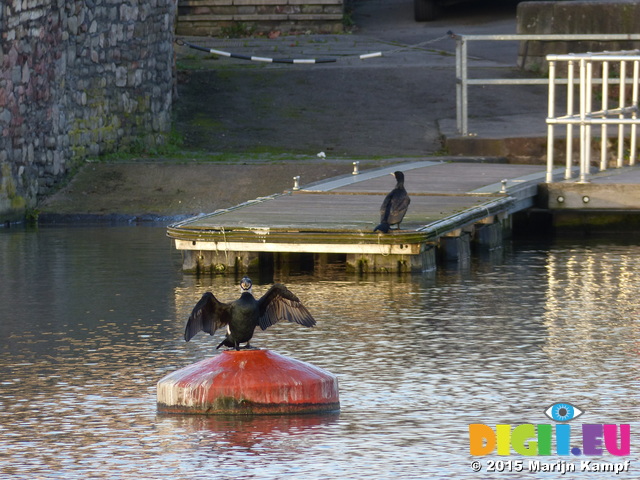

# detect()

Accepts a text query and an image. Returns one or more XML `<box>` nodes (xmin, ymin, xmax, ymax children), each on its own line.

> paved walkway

<box><xmin>173</xmin><ymin>0</ymin><xmax>548</xmax><ymax>159</ymax></box>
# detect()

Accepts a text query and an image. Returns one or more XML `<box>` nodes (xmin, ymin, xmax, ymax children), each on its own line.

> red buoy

<box><xmin>157</xmin><ymin>349</ymin><xmax>340</xmax><ymax>415</ymax></box>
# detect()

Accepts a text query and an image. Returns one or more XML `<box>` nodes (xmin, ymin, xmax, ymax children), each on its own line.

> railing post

<box><xmin>617</xmin><ymin>61</ymin><xmax>626</xmax><ymax>168</ymax></box>
<box><xmin>631</xmin><ymin>59</ymin><xmax>639</xmax><ymax>165</ymax></box>
<box><xmin>455</xmin><ymin>36</ymin><xmax>469</xmax><ymax>136</ymax></box>
<box><xmin>600</xmin><ymin>60</ymin><xmax>609</xmax><ymax>172</ymax></box>
<box><xmin>455</xmin><ymin>36</ymin><xmax>462</xmax><ymax>134</ymax></box>
<box><xmin>579</xmin><ymin>58</ymin><xmax>589</xmax><ymax>183</ymax></box>
<box><xmin>584</xmin><ymin>59</ymin><xmax>593</xmax><ymax>180</ymax></box>
<box><xmin>462</xmin><ymin>39</ymin><xmax>468</xmax><ymax>136</ymax></box>
<box><xmin>546</xmin><ymin>60</ymin><xmax>556</xmax><ymax>183</ymax></box>
<box><xmin>566</xmin><ymin>60</ymin><xmax>575</xmax><ymax>179</ymax></box>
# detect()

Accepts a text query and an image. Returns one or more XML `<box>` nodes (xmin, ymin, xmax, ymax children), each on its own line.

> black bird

<box><xmin>373</xmin><ymin>171</ymin><xmax>411</xmax><ymax>233</ymax></box>
<box><xmin>184</xmin><ymin>277</ymin><xmax>316</xmax><ymax>350</ymax></box>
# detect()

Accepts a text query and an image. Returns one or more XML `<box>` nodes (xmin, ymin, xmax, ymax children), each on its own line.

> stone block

<box><xmin>234</xmin><ymin>13</ymin><xmax>288</xmax><ymax>21</ymax></box>
<box><xmin>235</xmin><ymin>0</ymin><xmax>281</xmax><ymax>5</ymax></box>
<box><xmin>301</xmin><ymin>5</ymin><xmax>323</xmax><ymax>14</ymax></box>
<box><xmin>237</xmin><ymin>6</ymin><xmax>258</xmax><ymax>14</ymax></box>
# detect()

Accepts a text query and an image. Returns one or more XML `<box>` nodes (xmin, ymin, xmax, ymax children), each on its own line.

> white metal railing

<box><xmin>546</xmin><ymin>51</ymin><xmax>640</xmax><ymax>183</ymax></box>
<box><xmin>454</xmin><ymin>34</ymin><xmax>640</xmax><ymax>136</ymax></box>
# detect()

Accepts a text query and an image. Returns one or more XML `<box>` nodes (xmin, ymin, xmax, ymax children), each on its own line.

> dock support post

<box><xmin>412</xmin><ymin>244</ymin><xmax>436</xmax><ymax>272</ymax></box>
<box><xmin>475</xmin><ymin>222</ymin><xmax>503</xmax><ymax>250</ymax></box>
<box><xmin>346</xmin><ymin>245</ymin><xmax>436</xmax><ymax>273</ymax></box>
<box><xmin>346</xmin><ymin>254</ymin><xmax>406</xmax><ymax>273</ymax></box>
<box><xmin>473</xmin><ymin>215</ymin><xmax>510</xmax><ymax>250</ymax></box>
<box><xmin>181</xmin><ymin>250</ymin><xmax>260</xmax><ymax>274</ymax></box>
<box><xmin>438</xmin><ymin>231</ymin><xmax>471</xmax><ymax>263</ymax></box>
<box><xmin>274</xmin><ymin>253</ymin><xmax>315</xmax><ymax>274</ymax></box>
<box><xmin>314</xmin><ymin>253</ymin><xmax>347</xmax><ymax>273</ymax></box>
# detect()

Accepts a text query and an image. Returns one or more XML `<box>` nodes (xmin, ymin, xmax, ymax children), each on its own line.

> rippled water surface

<box><xmin>1</xmin><ymin>226</ymin><xmax>638</xmax><ymax>479</ymax></box>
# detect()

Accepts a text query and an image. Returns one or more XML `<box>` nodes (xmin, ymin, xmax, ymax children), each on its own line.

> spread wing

<box><xmin>184</xmin><ymin>292</ymin><xmax>232</xmax><ymax>341</ymax></box>
<box><xmin>256</xmin><ymin>284</ymin><xmax>316</xmax><ymax>331</ymax></box>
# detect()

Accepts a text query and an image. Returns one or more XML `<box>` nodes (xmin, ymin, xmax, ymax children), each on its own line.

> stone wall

<box><xmin>0</xmin><ymin>0</ymin><xmax>176</xmax><ymax>221</ymax></box>
<box><xmin>176</xmin><ymin>0</ymin><xmax>344</xmax><ymax>36</ymax></box>
<box><xmin>517</xmin><ymin>1</ymin><xmax>640</xmax><ymax>73</ymax></box>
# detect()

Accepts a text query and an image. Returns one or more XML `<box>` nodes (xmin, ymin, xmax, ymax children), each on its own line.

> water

<box><xmin>1</xmin><ymin>225</ymin><xmax>638</xmax><ymax>479</ymax></box>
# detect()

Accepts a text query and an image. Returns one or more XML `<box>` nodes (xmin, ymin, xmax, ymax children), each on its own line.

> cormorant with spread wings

<box><xmin>184</xmin><ymin>277</ymin><xmax>316</xmax><ymax>350</ymax></box>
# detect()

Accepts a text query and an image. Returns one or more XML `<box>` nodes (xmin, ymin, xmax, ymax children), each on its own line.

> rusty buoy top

<box><xmin>157</xmin><ymin>349</ymin><xmax>340</xmax><ymax>415</ymax></box>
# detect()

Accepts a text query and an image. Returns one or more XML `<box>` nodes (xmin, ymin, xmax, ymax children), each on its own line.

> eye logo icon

<box><xmin>544</xmin><ymin>402</ymin><xmax>584</xmax><ymax>422</ymax></box>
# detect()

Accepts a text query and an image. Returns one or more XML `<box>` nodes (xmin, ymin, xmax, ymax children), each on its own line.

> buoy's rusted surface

<box><xmin>157</xmin><ymin>349</ymin><xmax>339</xmax><ymax>415</ymax></box>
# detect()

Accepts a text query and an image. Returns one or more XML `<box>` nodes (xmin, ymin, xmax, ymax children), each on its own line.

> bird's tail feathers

<box><xmin>373</xmin><ymin>222</ymin><xmax>390</xmax><ymax>233</ymax></box>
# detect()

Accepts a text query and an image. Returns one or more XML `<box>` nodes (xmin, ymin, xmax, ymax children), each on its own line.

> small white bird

<box><xmin>317</xmin><ymin>151</ymin><xmax>326</xmax><ymax>158</ymax></box>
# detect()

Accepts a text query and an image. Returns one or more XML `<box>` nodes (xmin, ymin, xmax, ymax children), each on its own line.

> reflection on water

<box><xmin>0</xmin><ymin>226</ymin><xmax>638</xmax><ymax>479</ymax></box>
<box><xmin>542</xmin><ymin>246</ymin><xmax>640</xmax><ymax>422</ymax></box>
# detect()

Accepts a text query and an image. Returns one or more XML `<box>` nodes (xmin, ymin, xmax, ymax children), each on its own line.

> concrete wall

<box><xmin>0</xmin><ymin>0</ymin><xmax>176</xmax><ymax>221</ymax></box>
<box><xmin>176</xmin><ymin>0</ymin><xmax>344</xmax><ymax>36</ymax></box>
<box><xmin>517</xmin><ymin>0</ymin><xmax>640</xmax><ymax>72</ymax></box>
